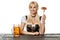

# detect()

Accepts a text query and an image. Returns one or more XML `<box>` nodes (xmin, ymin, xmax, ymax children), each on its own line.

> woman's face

<box><xmin>29</xmin><ymin>4</ymin><xmax>38</xmax><ymax>14</ymax></box>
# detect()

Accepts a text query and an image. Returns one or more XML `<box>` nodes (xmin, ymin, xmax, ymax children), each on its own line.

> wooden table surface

<box><xmin>0</xmin><ymin>34</ymin><xmax>60</xmax><ymax>40</ymax></box>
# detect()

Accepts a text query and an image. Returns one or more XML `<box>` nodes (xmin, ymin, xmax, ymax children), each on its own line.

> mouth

<box><xmin>31</xmin><ymin>10</ymin><xmax>35</xmax><ymax>12</ymax></box>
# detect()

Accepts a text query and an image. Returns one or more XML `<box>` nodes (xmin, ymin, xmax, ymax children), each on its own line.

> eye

<box><xmin>30</xmin><ymin>6</ymin><xmax>32</xmax><ymax>8</ymax></box>
<box><xmin>34</xmin><ymin>7</ymin><xmax>36</xmax><ymax>8</ymax></box>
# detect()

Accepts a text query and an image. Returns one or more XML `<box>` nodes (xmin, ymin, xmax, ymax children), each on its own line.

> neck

<box><xmin>31</xmin><ymin>12</ymin><xmax>37</xmax><ymax>17</ymax></box>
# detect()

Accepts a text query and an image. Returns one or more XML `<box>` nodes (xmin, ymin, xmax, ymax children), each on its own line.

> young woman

<box><xmin>20</xmin><ymin>1</ymin><xmax>46</xmax><ymax>35</ymax></box>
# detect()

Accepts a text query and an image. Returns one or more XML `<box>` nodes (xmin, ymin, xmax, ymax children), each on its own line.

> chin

<box><xmin>31</xmin><ymin>12</ymin><xmax>36</xmax><ymax>14</ymax></box>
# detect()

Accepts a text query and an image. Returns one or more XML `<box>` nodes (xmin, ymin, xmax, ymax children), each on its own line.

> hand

<box><xmin>14</xmin><ymin>35</ymin><xmax>20</xmax><ymax>37</ymax></box>
<box><xmin>42</xmin><ymin>14</ymin><xmax>46</xmax><ymax>20</ymax></box>
<box><xmin>33</xmin><ymin>32</ymin><xmax>40</xmax><ymax>36</ymax></box>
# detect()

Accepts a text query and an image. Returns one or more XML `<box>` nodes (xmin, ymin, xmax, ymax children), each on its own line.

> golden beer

<box><xmin>13</xmin><ymin>24</ymin><xmax>21</xmax><ymax>37</ymax></box>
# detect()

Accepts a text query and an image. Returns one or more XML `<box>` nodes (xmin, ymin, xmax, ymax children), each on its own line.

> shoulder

<box><xmin>21</xmin><ymin>15</ymin><xmax>27</xmax><ymax>20</ymax></box>
<box><xmin>21</xmin><ymin>15</ymin><xmax>27</xmax><ymax>23</ymax></box>
<box><xmin>21</xmin><ymin>15</ymin><xmax>27</xmax><ymax>19</ymax></box>
<box><xmin>39</xmin><ymin>14</ymin><xmax>46</xmax><ymax>21</ymax></box>
<box><xmin>22</xmin><ymin>15</ymin><xmax>26</xmax><ymax>18</ymax></box>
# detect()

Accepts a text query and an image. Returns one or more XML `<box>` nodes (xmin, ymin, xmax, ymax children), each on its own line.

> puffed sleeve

<box><xmin>21</xmin><ymin>16</ymin><xmax>26</xmax><ymax>23</ymax></box>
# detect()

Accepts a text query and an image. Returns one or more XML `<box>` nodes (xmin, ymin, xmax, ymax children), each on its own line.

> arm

<box><xmin>39</xmin><ymin>22</ymin><xmax>45</xmax><ymax>34</ymax></box>
<box><xmin>42</xmin><ymin>14</ymin><xmax>46</xmax><ymax>24</ymax></box>
<box><xmin>20</xmin><ymin>22</ymin><xmax>35</xmax><ymax>35</ymax></box>
<box><xmin>39</xmin><ymin>14</ymin><xmax>46</xmax><ymax>34</ymax></box>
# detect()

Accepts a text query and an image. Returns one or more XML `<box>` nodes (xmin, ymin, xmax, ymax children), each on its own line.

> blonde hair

<box><xmin>26</xmin><ymin>14</ymin><xmax>40</xmax><ymax>24</ymax></box>
<box><xmin>26</xmin><ymin>1</ymin><xmax>40</xmax><ymax>24</ymax></box>
<box><xmin>29</xmin><ymin>1</ymin><xmax>39</xmax><ymax>8</ymax></box>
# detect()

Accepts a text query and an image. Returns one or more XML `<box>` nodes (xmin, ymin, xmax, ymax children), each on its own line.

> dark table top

<box><xmin>0</xmin><ymin>34</ymin><xmax>60</xmax><ymax>40</ymax></box>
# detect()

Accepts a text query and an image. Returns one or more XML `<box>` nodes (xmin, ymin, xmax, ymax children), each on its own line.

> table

<box><xmin>0</xmin><ymin>34</ymin><xmax>60</xmax><ymax>40</ymax></box>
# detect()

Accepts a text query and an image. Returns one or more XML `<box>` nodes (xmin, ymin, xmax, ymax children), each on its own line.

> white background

<box><xmin>0</xmin><ymin>0</ymin><xmax>60</xmax><ymax>34</ymax></box>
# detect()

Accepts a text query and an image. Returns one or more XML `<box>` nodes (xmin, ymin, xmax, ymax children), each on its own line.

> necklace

<box><xmin>31</xmin><ymin>15</ymin><xmax>36</xmax><ymax>20</ymax></box>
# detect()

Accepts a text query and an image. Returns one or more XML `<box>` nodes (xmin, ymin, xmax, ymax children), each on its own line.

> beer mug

<box><xmin>13</xmin><ymin>24</ymin><xmax>21</xmax><ymax>37</ymax></box>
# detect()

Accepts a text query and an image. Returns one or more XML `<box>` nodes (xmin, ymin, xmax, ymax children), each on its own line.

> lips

<box><xmin>31</xmin><ymin>10</ymin><xmax>35</xmax><ymax>11</ymax></box>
